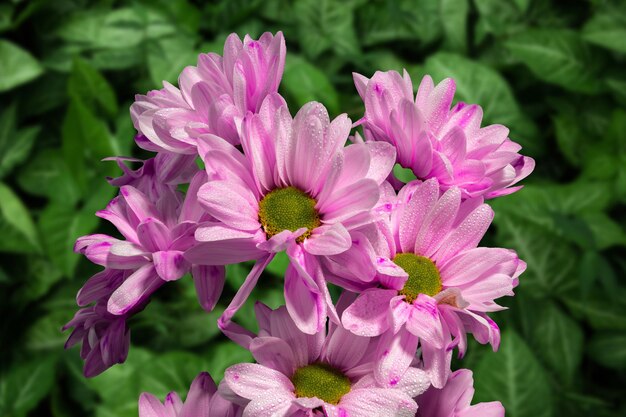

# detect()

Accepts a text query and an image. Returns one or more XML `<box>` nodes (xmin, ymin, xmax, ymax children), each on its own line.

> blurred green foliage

<box><xmin>1</xmin><ymin>0</ymin><xmax>625</xmax><ymax>416</ymax></box>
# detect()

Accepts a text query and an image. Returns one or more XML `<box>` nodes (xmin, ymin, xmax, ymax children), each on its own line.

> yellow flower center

<box><xmin>393</xmin><ymin>253</ymin><xmax>442</xmax><ymax>303</ymax></box>
<box><xmin>291</xmin><ymin>363</ymin><xmax>351</xmax><ymax>405</ymax></box>
<box><xmin>258</xmin><ymin>187</ymin><xmax>321</xmax><ymax>243</ymax></box>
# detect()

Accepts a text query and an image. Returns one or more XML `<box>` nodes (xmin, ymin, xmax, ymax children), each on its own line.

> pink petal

<box><xmin>342</xmin><ymin>289</ymin><xmax>395</xmax><ymax>337</ymax></box>
<box><xmin>375</xmin><ymin>329</ymin><xmax>419</xmax><ymax>387</ymax></box>
<box><xmin>249</xmin><ymin>336</ymin><xmax>297</xmax><ymax>377</ymax></box>
<box><xmin>179</xmin><ymin>372</ymin><xmax>216</xmax><ymax>417</ymax></box>
<box><xmin>303</xmin><ymin>223</ymin><xmax>351</xmax><ymax>256</ymax></box>
<box><xmin>340</xmin><ymin>388</ymin><xmax>417</xmax><ymax>417</ymax></box>
<box><xmin>120</xmin><ymin>186</ymin><xmax>160</xmax><ymax>222</ymax></box>
<box><xmin>284</xmin><ymin>265</ymin><xmax>325</xmax><ymax>335</ymax></box>
<box><xmin>138</xmin><ymin>393</ymin><xmax>168</xmax><ymax>417</ymax></box>
<box><xmin>322</xmin><ymin>325</ymin><xmax>370</xmax><ymax>371</ymax></box>
<box><xmin>192</xmin><ymin>265</ymin><xmax>225</xmax><ymax>311</ymax></box>
<box><xmin>320</xmin><ymin>179</ymin><xmax>380</xmax><ymax>223</ymax></box>
<box><xmin>242</xmin><ymin>388</ymin><xmax>296</xmax><ymax>417</ymax></box>
<box><xmin>136</xmin><ymin>218</ymin><xmax>171</xmax><ymax>253</ymax></box>
<box><xmin>153</xmin><ymin>250</ymin><xmax>189</xmax><ymax>281</ymax></box>
<box><xmin>433</xmin><ymin>203</ymin><xmax>493</xmax><ymax>263</ymax></box>
<box><xmin>197</xmin><ymin>181</ymin><xmax>260</xmax><ymax>231</ymax></box>
<box><xmin>405</xmin><ymin>294</ymin><xmax>445</xmax><ymax>348</ymax></box>
<box><xmin>108</xmin><ymin>264</ymin><xmax>162</xmax><ymax>315</ymax></box>
<box><xmin>223</xmin><ymin>363</ymin><xmax>293</xmax><ymax>400</ymax></box>
<box><xmin>414</xmin><ymin>187</ymin><xmax>461</xmax><ymax>258</ymax></box>
<box><xmin>398</xmin><ymin>178</ymin><xmax>439</xmax><ymax>254</ymax></box>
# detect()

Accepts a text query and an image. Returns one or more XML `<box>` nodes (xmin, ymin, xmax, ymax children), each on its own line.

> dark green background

<box><xmin>1</xmin><ymin>0</ymin><xmax>625</xmax><ymax>416</ymax></box>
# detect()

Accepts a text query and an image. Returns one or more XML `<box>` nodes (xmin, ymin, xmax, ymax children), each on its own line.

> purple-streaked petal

<box><xmin>342</xmin><ymin>288</ymin><xmax>395</xmax><ymax>337</ymax></box>
<box><xmin>108</xmin><ymin>264</ymin><xmax>162</xmax><ymax>315</ymax></box>
<box><xmin>192</xmin><ymin>265</ymin><xmax>225</xmax><ymax>311</ymax></box>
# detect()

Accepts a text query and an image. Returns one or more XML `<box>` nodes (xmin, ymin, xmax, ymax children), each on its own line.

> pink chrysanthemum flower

<box><xmin>139</xmin><ymin>372</ymin><xmax>241</xmax><ymax>417</ymax></box>
<box><xmin>131</xmin><ymin>32</ymin><xmax>286</xmax><ymax>154</ymax></box>
<box><xmin>415</xmin><ymin>369</ymin><xmax>504</xmax><ymax>417</ymax></box>
<box><xmin>353</xmin><ymin>70</ymin><xmax>535</xmax><ymax>199</ymax></box>
<box><xmin>63</xmin><ymin>275</ymin><xmax>131</xmax><ymax>377</ymax></box>
<box><xmin>106</xmin><ymin>153</ymin><xmax>198</xmax><ymax>201</ymax></box>
<box><xmin>66</xmin><ymin>177</ymin><xmax>224</xmax><ymax>375</ymax></box>
<box><xmin>185</xmin><ymin>97</ymin><xmax>396</xmax><ymax>337</ymax></box>
<box><xmin>219</xmin><ymin>303</ymin><xmax>429</xmax><ymax>417</ymax></box>
<box><xmin>75</xmin><ymin>183</ymin><xmax>223</xmax><ymax>314</ymax></box>
<box><xmin>342</xmin><ymin>179</ymin><xmax>525</xmax><ymax>387</ymax></box>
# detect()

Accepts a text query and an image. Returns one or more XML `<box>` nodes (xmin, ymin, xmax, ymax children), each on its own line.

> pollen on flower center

<box><xmin>258</xmin><ymin>186</ymin><xmax>321</xmax><ymax>243</ymax></box>
<box><xmin>291</xmin><ymin>363</ymin><xmax>351</xmax><ymax>405</ymax></box>
<box><xmin>393</xmin><ymin>253</ymin><xmax>442</xmax><ymax>303</ymax></box>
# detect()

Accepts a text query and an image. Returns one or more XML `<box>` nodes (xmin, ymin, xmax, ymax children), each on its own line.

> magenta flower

<box><xmin>342</xmin><ymin>179</ymin><xmax>525</xmax><ymax>387</ymax></box>
<box><xmin>185</xmin><ymin>97</ymin><xmax>396</xmax><ymax>337</ymax></box>
<box><xmin>139</xmin><ymin>372</ymin><xmax>241</xmax><ymax>417</ymax></box>
<box><xmin>219</xmin><ymin>303</ymin><xmax>428</xmax><ymax>417</ymax></box>
<box><xmin>106</xmin><ymin>152</ymin><xmax>198</xmax><ymax>201</ymax></box>
<box><xmin>415</xmin><ymin>369</ymin><xmax>504</xmax><ymax>417</ymax></box>
<box><xmin>66</xmin><ymin>178</ymin><xmax>225</xmax><ymax>375</ymax></box>
<box><xmin>354</xmin><ymin>70</ymin><xmax>535</xmax><ymax>199</ymax></box>
<box><xmin>63</xmin><ymin>276</ymin><xmax>131</xmax><ymax>378</ymax></box>
<box><xmin>131</xmin><ymin>32</ymin><xmax>286</xmax><ymax>154</ymax></box>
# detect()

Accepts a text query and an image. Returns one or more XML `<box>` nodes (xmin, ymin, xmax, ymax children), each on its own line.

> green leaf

<box><xmin>357</xmin><ymin>0</ymin><xmax>442</xmax><ymax>47</ymax></box>
<box><xmin>473</xmin><ymin>0</ymin><xmax>527</xmax><ymax>41</ymax></box>
<box><xmin>0</xmin><ymin>356</ymin><xmax>57</xmax><ymax>417</ymax></box>
<box><xmin>281</xmin><ymin>55</ymin><xmax>340</xmax><ymax>115</ymax></box>
<box><xmin>588</xmin><ymin>333</ymin><xmax>626</xmax><ymax>370</ymax></box>
<box><xmin>474</xmin><ymin>329</ymin><xmax>553</xmax><ymax>417</ymax></box>
<box><xmin>440</xmin><ymin>0</ymin><xmax>469</xmax><ymax>52</ymax></box>
<box><xmin>0</xmin><ymin>40</ymin><xmax>44</xmax><ymax>92</ymax></box>
<box><xmin>0</xmin><ymin>182</ymin><xmax>40</xmax><ymax>254</ymax></box>
<box><xmin>14</xmin><ymin>256</ymin><xmax>64</xmax><ymax>303</ymax></box>
<box><xmin>583</xmin><ymin>8</ymin><xmax>626</xmax><ymax>54</ymax></box>
<box><xmin>0</xmin><ymin>105</ymin><xmax>39</xmax><ymax>179</ymax></box>
<box><xmin>294</xmin><ymin>0</ymin><xmax>360</xmax><ymax>60</ymax></box>
<box><xmin>421</xmin><ymin>53</ymin><xmax>540</xmax><ymax>156</ymax></box>
<box><xmin>393</xmin><ymin>164</ymin><xmax>417</xmax><ymax>183</ymax></box>
<box><xmin>531</xmin><ymin>303</ymin><xmax>584</xmax><ymax>385</ymax></box>
<box><xmin>39</xmin><ymin>202</ymin><xmax>100</xmax><ymax>277</ymax></box>
<box><xmin>68</xmin><ymin>58</ymin><xmax>118</xmax><ymax>118</ymax></box>
<box><xmin>266</xmin><ymin>251</ymin><xmax>290</xmax><ymax>277</ymax></box>
<box><xmin>62</xmin><ymin>97</ymin><xmax>117</xmax><ymax>192</ymax></box>
<box><xmin>495</xmin><ymin>216</ymin><xmax>577</xmax><ymax>297</ymax></box>
<box><xmin>147</xmin><ymin>35</ymin><xmax>198</xmax><ymax>86</ymax></box>
<box><xmin>17</xmin><ymin>150</ymin><xmax>81</xmax><ymax>206</ymax></box>
<box><xmin>564</xmin><ymin>295</ymin><xmax>626</xmax><ymax>331</ymax></box>
<box><xmin>505</xmin><ymin>29</ymin><xmax>603</xmax><ymax>94</ymax></box>
<box><xmin>57</xmin><ymin>8</ymin><xmax>172</xmax><ymax>50</ymax></box>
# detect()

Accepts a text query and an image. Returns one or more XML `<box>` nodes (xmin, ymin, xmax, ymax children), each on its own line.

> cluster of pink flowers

<box><xmin>65</xmin><ymin>32</ymin><xmax>533</xmax><ymax>416</ymax></box>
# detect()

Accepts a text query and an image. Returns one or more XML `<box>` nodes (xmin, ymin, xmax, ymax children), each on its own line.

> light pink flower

<box><xmin>185</xmin><ymin>97</ymin><xmax>396</xmax><ymax>338</ymax></box>
<box><xmin>139</xmin><ymin>372</ymin><xmax>241</xmax><ymax>417</ymax></box>
<box><xmin>415</xmin><ymin>369</ymin><xmax>504</xmax><ymax>417</ymax></box>
<box><xmin>131</xmin><ymin>32</ymin><xmax>286</xmax><ymax>154</ymax></box>
<box><xmin>354</xmin><ymin>70</ymin><xmax>535</xmax><ymax>199</ymax></box>
<box><xmin>219</xmin><ymin>303</ymin><xmax>428</xmax><ymax>417</ymax></box>
<box><xmin>341</xmin><ymin>179</ymin><xmax>525</xmax><ymax>387</ymax></box>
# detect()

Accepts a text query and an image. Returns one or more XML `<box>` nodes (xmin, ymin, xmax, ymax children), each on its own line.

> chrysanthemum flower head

<box><xmin>139</xmin><ymin>372</ymin><xmax>241</xmax><ymax>417</ymax></box>
<box><xmin>66</xmin><ymin>176</ymin><xmax>225</xmax><ymax>375</ymax></box>
<box><xmin>342</xmin><ymin>179</ymin><xmax>525</xmax><ymax>387</ymax></box>
<box><xmin>219</xmin><ymin>303</ymin><xmax>429</xmax><ymax>417</ymax></box>
<box><xmin>131</xmin><ymin>32</ymin><xmax>286</xmax><ymax>154</ymax></box>
<box><xmin>185</xmin><ymin>96</ymin><xmax>396</xmax><ymax>336</ymax></box>
<box><xmin>415</xmin><ymin>369</ymin><xmax>504</xmax><ymax>417</ymax></box>
<box><xmin>354</xmin><ymin>70</ymin><xmax>535</xmax><ymax>199</ymax></box>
